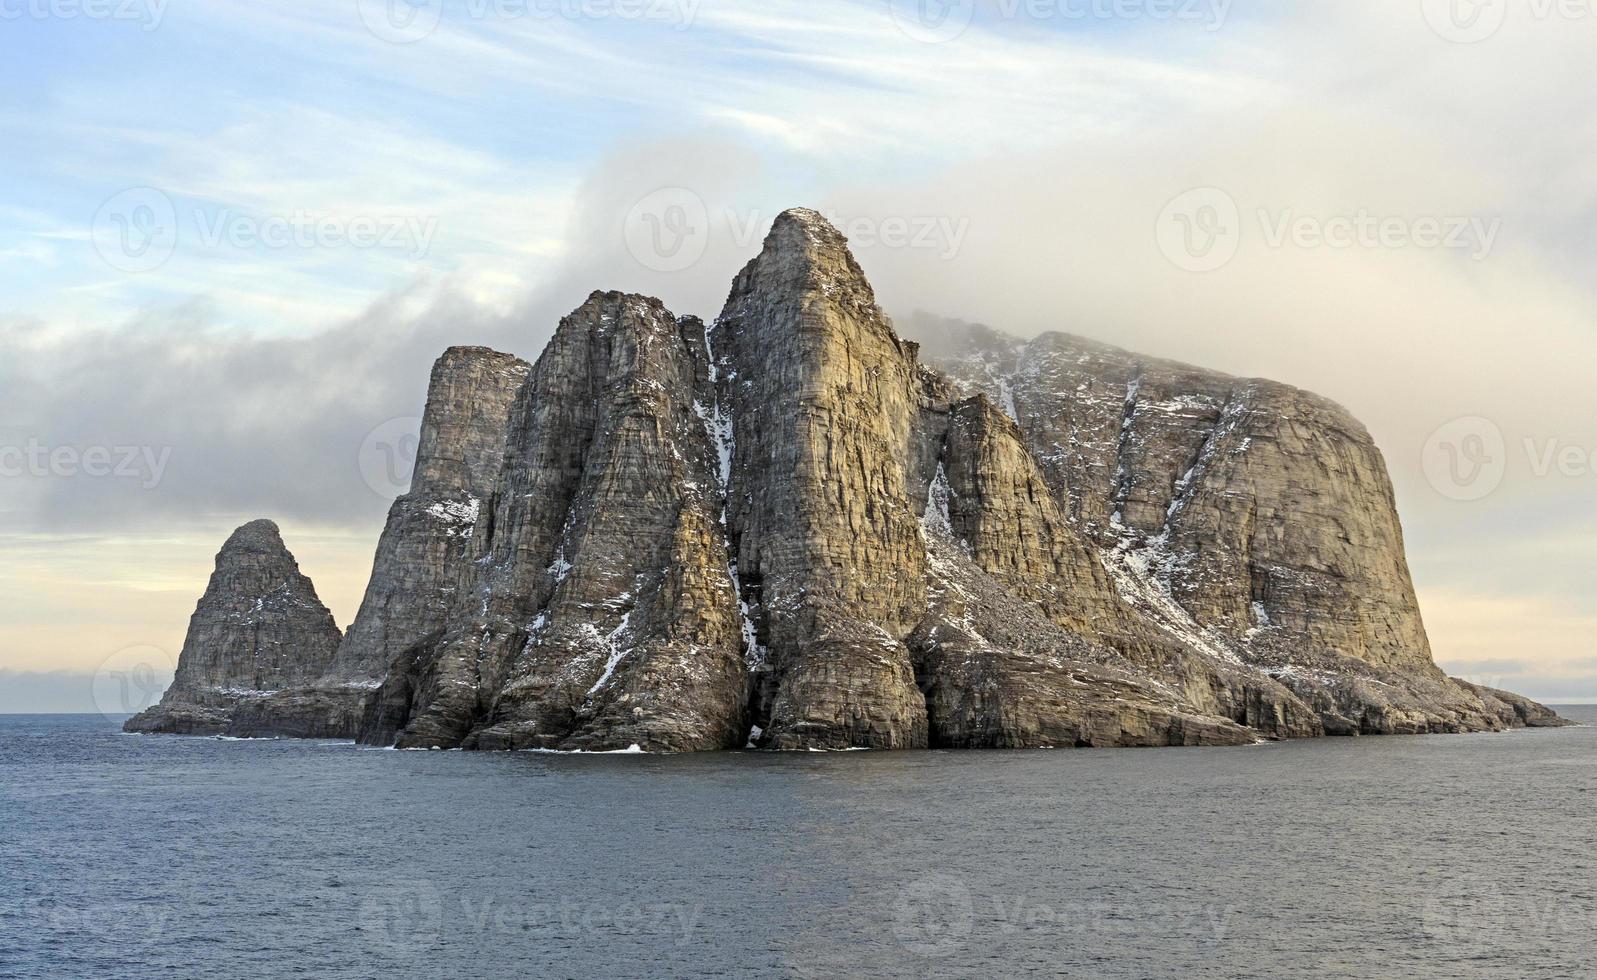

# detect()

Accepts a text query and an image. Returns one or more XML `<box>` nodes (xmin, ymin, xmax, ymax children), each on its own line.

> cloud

<box><xmin>0</xmin><ymin>284</ymin><xmax>539</xmax><ymax>534</ymax></box>
<box><xmin>4</xmin><ymin>0</ymin><xmax>1596</xmax><ymax>697</ymax></box>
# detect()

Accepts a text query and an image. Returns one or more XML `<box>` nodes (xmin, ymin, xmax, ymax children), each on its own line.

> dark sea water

<box><xmin>4</xmin><ymin>710</ymin><xmax>1597</xmax><ymax>979</ymax></box>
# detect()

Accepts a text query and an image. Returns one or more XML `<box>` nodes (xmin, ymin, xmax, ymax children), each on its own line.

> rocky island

<box><xmin>126</xmin><ymin>209</ymin><xmax>1563</xmax><ymax>750</ymax></box>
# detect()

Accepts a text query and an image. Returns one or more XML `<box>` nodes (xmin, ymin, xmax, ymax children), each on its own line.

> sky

<box><xmin>2</xmin><ymin>0</ymin><xmax>1595</xmax><ymax>711</ymax></box>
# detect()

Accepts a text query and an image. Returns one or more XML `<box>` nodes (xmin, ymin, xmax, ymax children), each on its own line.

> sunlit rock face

<box><xmin>132</xmin><ymin>210</ymin><xmax>1563</xmax><ymax>749</ymax></box>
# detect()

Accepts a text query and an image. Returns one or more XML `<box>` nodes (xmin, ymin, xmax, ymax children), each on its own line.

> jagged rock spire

<box><xmin>124</xmin><ymin>519</ymin><xmax>342</xmax><ymax>735</ymax></box>
<box><xmin>129</xmin><ymin>210</ymin><xmax>1563</xmax><ymax>747</ymax></box>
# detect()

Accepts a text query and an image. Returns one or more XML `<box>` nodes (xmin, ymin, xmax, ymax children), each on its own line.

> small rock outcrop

<box><xmin>130</xmin><ymin>209</ymin><xmax>1563</xmax><ymax>748</ymax></box>
<box><xmin>123</xmin><ymin>520</ymin><xmax>342</xmax><ymax>735</ymax></box>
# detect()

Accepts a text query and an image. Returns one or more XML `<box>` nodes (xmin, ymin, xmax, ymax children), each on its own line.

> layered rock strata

<box><xmin>128</xmin><ymin>209</ymin><xmax>1563</xmax><ymax>748</ymax></box>
<box><xmin>123</xmin><ymin>520</ymin><xmax>342</xmax><ymax>735</ymax></box>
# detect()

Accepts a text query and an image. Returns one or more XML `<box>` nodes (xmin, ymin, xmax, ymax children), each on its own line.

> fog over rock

<box><xmin>126</xmin><ymin>211</ymin><xmax>1563</xmax><ymax>749</ymax></box>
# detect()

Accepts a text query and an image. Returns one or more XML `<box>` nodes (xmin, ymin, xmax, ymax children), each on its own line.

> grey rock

<box><xmin>124</xmin><ymin>520</ymin><xmax>342</xmax><ymax>735</ymax></box>
<box><xmin>913</xmin><ymin>316</ymin><xmax>1557</xmax><ymax>737</ymax></box>
<box><xmin>138</xmin><ymin>208</ymin><xmax>1561</xmax><ymax>750</ymax></box>
<box><xmin>378</xmin><ymin>293</ymin><xmax>749</xmax><ymax>752</ymax></box>
<box><xmin>331</xmin><ymin>345</ymin><xmax>531</xmax><ymax>687</ymax></box>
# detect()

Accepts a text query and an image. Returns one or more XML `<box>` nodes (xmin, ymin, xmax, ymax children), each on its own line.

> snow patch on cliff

<box><xmin>426</xmin><ymin>497</ymin><xmax>480</xmax><ymax>537</ymax></box>
<box><xmin>585</xmin><ymin>611</ymin><xmax>634</xmax><ymax>696</ymax></box>
<box><xmin>1100</xmin><ymin>537</ymin><xmax>1246</xmax><ymax>667</ymax></box>
<box><xmin>699</xmin><ymin>323</ymin><xmax>766</xmax><ymax>671</ymax></box>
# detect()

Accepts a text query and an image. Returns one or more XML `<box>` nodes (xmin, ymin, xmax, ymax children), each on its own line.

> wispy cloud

<box><xmin>3</xmin><ymin>0</ymin><xmax>1595</xmax><ymax>701</ymax></box>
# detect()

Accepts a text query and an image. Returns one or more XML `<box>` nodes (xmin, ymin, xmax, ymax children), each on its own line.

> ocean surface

<box><xmin>4</xmin><ymin>710</ymin><xmax>1596</xmax><ymax>979</ymax></box>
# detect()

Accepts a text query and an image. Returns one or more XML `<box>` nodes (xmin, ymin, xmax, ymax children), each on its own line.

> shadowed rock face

<box><xmin>135</xmin><ymin>209</ymin><xmax>1563</xmax><ymax>749</ymax></box>
<box><xmin>329</xmin><ymin>346</ymin><xmax>532</xmax><ymax>688</ymax></box>
<box><xmin>123</xmin><ymin>520</ymin><xmax>342</xmax><ymax>735</ymax></box>
<box><xmin>380</xmin><ymin>292</ymin><xmax>749</xmax><ymax>753</ymax></box>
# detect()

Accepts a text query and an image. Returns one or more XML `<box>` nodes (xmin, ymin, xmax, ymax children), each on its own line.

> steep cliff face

<box><xmin>137</xmin><ymin>208</ymin><xmax>1561</xmax><ymax>750</ymax></box>
<box><xmin>329</xmin><ymin>346</ymin><xmax>531</xmax><ymax>688</ymax></box>
<box><xmin>913</xmin><ymin>318</ymin><xmax>1538</xmax><ymax>735</ymax></box>
<box><xmin>374</xmin><ymin>293</ymin><xmax>749</xmax><ymax>752</ymax></box>
<box><xmin>715</xmin><ymin>210</ymin><xmax>929</xmax><ymax>749</ymax></box>
<box><xmin>124</xmin><ymin>520</ymin><xmax>342</xmax><ymax>735</ymax></box>
<box><xmin>203</xmin><ymin>348</ymin><xmax>531</xmax><ymax>739</ymax></box>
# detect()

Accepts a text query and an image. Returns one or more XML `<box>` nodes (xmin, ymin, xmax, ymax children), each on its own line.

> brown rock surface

<box><xmin>135</xmin><ymin>209</ymin><xmax>1561</xmax><ymax>750</ymax></box>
